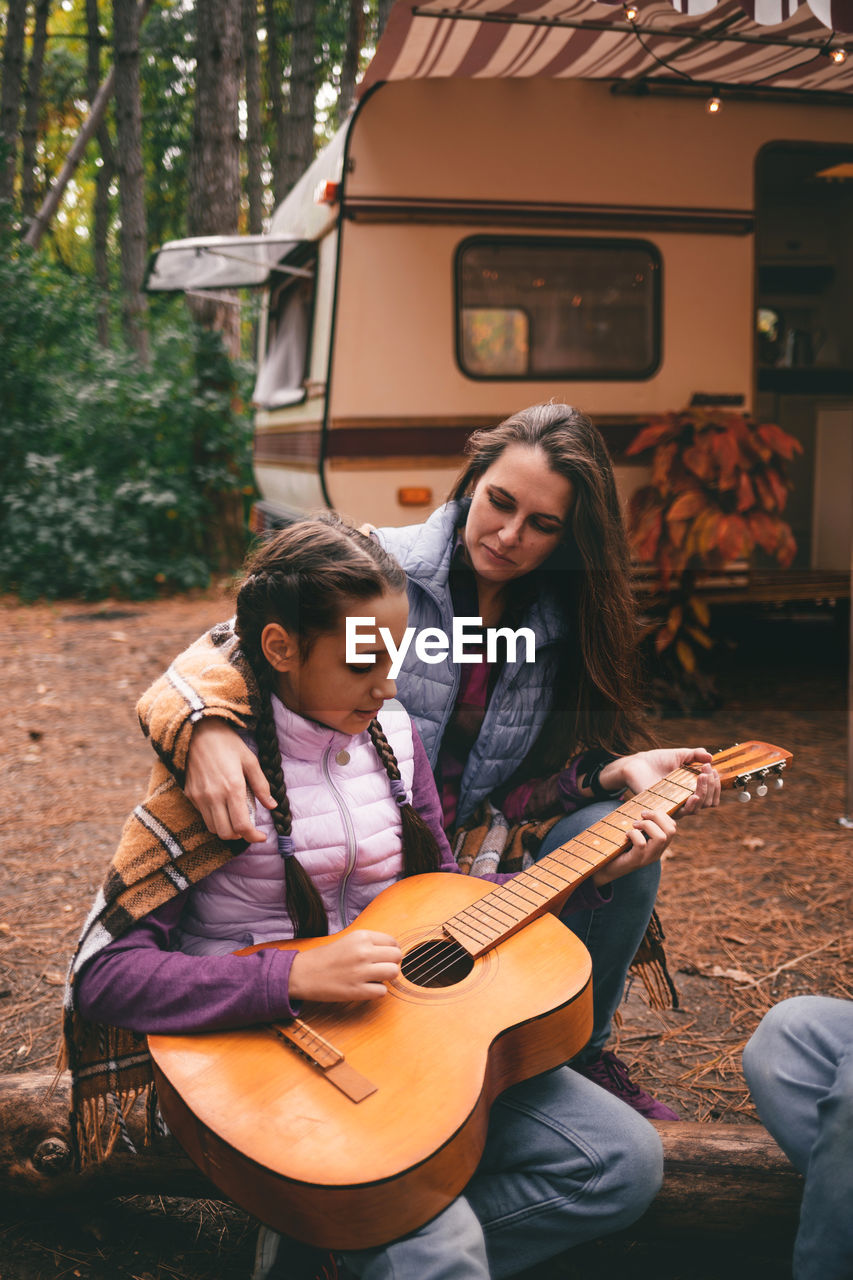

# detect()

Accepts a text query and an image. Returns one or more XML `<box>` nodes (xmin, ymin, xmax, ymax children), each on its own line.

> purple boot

<box><xmin>573</xmin><ymin>1050</ymin><xmax>680</xmax><ymax>1120</ymax></box>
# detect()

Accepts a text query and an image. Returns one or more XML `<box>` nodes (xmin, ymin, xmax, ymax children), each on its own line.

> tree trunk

<box><xmin>22</xmin><ymin>0</ymin><xmax>151</xmax><ymax>254</ymax></box>
<box><xmin>338</xmin><ymin>0</ymin><xmax>363</xmax><ymax>124</ymax></box>
<box><xmin>280</xmin><ymin>0</ymin><xmax>315</xmax><ymax>195</ymax></box>
<box><xmin>242</xmin><ymin>0</ymin><xmax>264</xmax><ymax>235</ymax></box>
<box><xmin>377</xmin><ymin>0</ymin><xmax>394</xmax><ymax>42</ymax></box>
<box><xmin>186</xmin><ymin>0</ymin><xmax>245</xmax><ymax>569</ymax></box>
<box><xmin>112</xmin><ymin>0</ymin><xmax>148</xmax><ymax>358</ymax></box>
<box><xmin>0</xmin><ymin>1073</ymin><xmax>802</xmax><ymax>1244</ymax></box>
<box><xmin>187</xmin><ymin>0</ymin><xmax>242</xmax><ymax>354</ymax></box>
<box><xmin>20</xmin><ymin>0</ymin><xmax>50</xmax><ymax>224</ymax></box>
<box><xmin>86</xmin><ymin>0</ymin><xmax>116</xmax><ymax>346</ymax></box>
<box><xmin>265</xmin><ymin>0</ymin><xmax>287</xmax><ymax>205</ymax></box>
<box><xmin>0</xmin><ymin>0</ymin><xmax>28</xmax><ymax>205</ymax></box>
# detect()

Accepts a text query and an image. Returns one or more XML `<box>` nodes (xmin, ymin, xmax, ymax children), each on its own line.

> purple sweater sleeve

<box><xmin>77</xmin><ymin>727</ymin><xmax>453</xmax><ymax>1037</ymax></box>
<box><xmin>75</xmin><ymin>895</ymin><xmax>300</xmax><ymax>1036</ymax></box>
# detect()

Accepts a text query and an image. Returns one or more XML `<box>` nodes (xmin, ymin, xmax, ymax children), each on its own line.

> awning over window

<box><xmin>360</xmin><ymin>0</ymin><xmax>853</xmax><ymax>97</ymax></box>
<box><xmin>145</xmin><ymin>235</ymin><xmax>306</xmax><ymax>293</ymax></box>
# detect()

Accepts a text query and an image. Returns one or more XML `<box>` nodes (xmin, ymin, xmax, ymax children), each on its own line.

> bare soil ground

<box><xmin>1</xmin><ymin>589</ymin><xmax>851</xmax><ymax>1280</ymax></box>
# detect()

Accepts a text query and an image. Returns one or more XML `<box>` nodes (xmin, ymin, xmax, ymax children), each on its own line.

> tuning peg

<box><xmin>770</xmin><ymin>764</ymin><xmax>785</xmax><ymax>791</ymax></box>
<box><xmin>755</xmin><ymin>770</ymin><xmax>769</xmax><ymax>797</ymax></box>
<box><xmin>735</xmin><ymin>777</ymin><xmax>752</xmax><ymax>802</ymax></box>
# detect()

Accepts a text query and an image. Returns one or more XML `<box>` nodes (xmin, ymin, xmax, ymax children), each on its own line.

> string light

<box><xmin>705</xmin><ymin>92</ymin><xmax>722</xmax><ymax>114</ymax></box>
<box><xmin>624</xmin><ymin>3</ymin><xmax>639</xmax><ymax>20</ymax></box>
<box><xmin>829</xmin><ymin>46</ymin><xmax>848</xmax><ymax>63</ymax></box>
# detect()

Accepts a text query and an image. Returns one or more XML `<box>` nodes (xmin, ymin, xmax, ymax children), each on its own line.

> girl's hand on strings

<box><xmin>185</xmin><ymin>718</ymin><xmax>275</xmax><ymax>843</ymax></box>
<box><xmin>592</xmin><ymin>806</ymin><xmax>678</xmax><ymax>887</ymax></box>
<box><xmin>289</xmin><ymin>931</ymin><xmax>403</xmax><ymax>1003</ymax></box>
<box><xmin>599</xmin><ymin>747</ymin><xmax>721</xmax><ymax>814</ymax></box>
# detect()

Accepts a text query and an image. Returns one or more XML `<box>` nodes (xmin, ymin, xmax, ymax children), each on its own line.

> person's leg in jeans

<box><xmin>743</xmin><ymin>995</ymin><xmax>853</xmax><ymax>1280</ymax></box>
<box><xmin>535</xmin><ymin>805</ymin><xmax>675</xmax><ymax>1118</ymax></box>
<box><xmin>343</xmin><ymin>1066</ymin><xmax>663</xmax><ymax>1280</ymax></box>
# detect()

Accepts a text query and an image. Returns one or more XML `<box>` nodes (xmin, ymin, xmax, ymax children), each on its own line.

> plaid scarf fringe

<box><xmin>64</xmin><ymin>774</ymin><xmax>238</xmax><ymax>1168</ymax></box>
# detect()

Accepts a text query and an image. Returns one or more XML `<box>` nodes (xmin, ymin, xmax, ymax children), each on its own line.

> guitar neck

<box><xmin>443</xmin><ymin>763</ymin><xmax>703</xmax><ymax>959</ymax></box>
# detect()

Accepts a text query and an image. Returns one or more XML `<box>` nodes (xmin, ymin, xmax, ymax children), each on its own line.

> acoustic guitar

<box><xmin>149</xmin><ymin>740</ymin><xmax>791</xmax><ymax>1250</ymax></box>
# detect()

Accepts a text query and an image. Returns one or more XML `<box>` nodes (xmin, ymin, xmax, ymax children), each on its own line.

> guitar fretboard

<box><xmin>443</xmin><ymin>766</ymin><xmax>700</xmax><ymax>958</ymax></box>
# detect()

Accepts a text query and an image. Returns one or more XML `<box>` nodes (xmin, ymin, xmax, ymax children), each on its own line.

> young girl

<box><xmin>134</xmin><ymin>404</ymin><xmax>719</xmax><ymax>1120</ymax></box>
<box><xmin>66</xmin><ymin>515</ymin><xmax>665</xmax><ymax>1280</ymax></box>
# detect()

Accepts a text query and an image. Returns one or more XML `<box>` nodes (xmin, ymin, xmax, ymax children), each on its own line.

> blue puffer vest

<box><xmin>376</xmin><ymin>502</ymin><xmax>568</xmax><ymax>825</ymax></box>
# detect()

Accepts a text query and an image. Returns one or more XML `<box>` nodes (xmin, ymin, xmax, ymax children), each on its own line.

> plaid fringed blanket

<box><xmin>453</xmin><ymin>802</ymin><xmax>561</xmax><ymax>877</ymax></box>
<box><xmin>62</xmin><ymin>765</ymin><xmax>240</xmax><ymax>1166</ymax></box>
<box><xmin>62</xmin><ymin>622</ymin><xmax>257</xmax><ymax>1167</ymax></box>
<box><xmin>137</xmin><ymin>619</ymin><xmax>260</xmax><ymax>783</ymax></box>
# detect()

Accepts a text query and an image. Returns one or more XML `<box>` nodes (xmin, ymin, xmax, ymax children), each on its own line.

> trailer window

<box><xmin>457</xmin><ymin>237</ymin><xmax>660</xmax><ymax>381</ymax></box>
<box><xmin>461</xmin><ymin>307</ymin><xmax>529</xmax><ymax>376</ymax></box>
<box><xmin>253</xmin><ymin>252</ymin><xmax>316</xmax><ymax>408</ymax></box>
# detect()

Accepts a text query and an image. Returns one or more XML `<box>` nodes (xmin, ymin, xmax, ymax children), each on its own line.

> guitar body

<box><xmin>149</xmin><ymin>871</ymin><xmax>593</xmax><ymax>1250</ymax></box>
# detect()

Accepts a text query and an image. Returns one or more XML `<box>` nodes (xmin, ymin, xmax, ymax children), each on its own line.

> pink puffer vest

<box><xmin>177</xmin><ymin>695</ymin><xmax>415</xmax><ymax>955</ymax></box>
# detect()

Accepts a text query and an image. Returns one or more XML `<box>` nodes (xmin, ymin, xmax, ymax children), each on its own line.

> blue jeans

<box><xmin>342</xmin><ymin>1066</ymin><xmax>663</xmax><ymax>1279</ymax></box>
<box><xmin>536</xmin><ymin>803</ymin><xmax>661</xmax><ymax>1064</ymax></box>
<box><xmin>743</xmin><ymin>995</ymin><xmax>853</xmax><ymax>1280</ymax></box>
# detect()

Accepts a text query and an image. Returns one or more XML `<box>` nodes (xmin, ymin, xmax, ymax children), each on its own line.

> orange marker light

<box><xmin>397</xmin><ymin>487</ymin><xmax>433</xmax><ymax>507</ymax></box>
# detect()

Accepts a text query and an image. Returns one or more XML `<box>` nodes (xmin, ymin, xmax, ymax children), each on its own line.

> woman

<box><xmin>139</xmin><ymin>403</ymin><xmax>719</xmax><ymax>1119</ymax></box>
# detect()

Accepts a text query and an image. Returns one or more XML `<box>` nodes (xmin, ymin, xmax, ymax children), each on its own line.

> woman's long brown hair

<box><xmin>234</xmin><ymin>514</ymin><xmax>441</xmax><ymax>938</ymax></box>
<box><xmin>450</xmin><ymin>403</ymin><xmax>655</xmax><ymax>768</ymax></box>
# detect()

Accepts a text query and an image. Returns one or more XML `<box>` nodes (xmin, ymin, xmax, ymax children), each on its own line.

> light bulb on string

<box><xmin>829</xmin><ymin>46</ymin><xmax>847</xmax><ymax>63</ymax></box>
<box><xmin>705</xmin><ymin>92</ymin><xmax>722</xmax><ymax>114</ymax></box>
<box><xmin>624</xmin><ymin>3</ymin><xmax>639</xmax><ymax>20</ymax></box>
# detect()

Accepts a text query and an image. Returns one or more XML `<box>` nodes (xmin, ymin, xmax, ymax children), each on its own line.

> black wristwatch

<box><xmin>582</xmin><ymin>752</ymin><xmax>624</xmax><ymax>800</ymax></box>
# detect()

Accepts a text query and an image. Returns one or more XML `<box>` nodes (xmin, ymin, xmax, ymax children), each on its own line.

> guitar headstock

<box><xmin>707</xmin><ymin>740</ymin><xmax>792</xmax><ymax>801</ymax></box>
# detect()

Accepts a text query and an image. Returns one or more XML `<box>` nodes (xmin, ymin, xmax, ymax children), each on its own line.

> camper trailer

<box><xmin>147</xmin><ymin>0</ymin><xmax>853</xmax><ymax>577</ymax></box>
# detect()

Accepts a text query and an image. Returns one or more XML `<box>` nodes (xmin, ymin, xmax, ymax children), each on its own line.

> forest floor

<box><xmin>1</xmin><ymin>586</ymin><xmax>851</xmax><ymax>1280</ymax></box>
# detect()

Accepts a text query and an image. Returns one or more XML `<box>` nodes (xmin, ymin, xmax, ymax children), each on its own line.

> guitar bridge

<box><xmin>271</xmin><ymin>1019</ymin><xmax>378</xmax><ymax>1103</ymax></box>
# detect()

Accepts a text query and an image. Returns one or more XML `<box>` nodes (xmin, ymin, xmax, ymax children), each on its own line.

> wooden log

<box><xmin>645</xmin><ymin>1119</ymin><xmax>802</xmax><ymax>1240</ymax></box>
<box><xmin>0</xmin><ymin>1073</ymin><xmax>802</xmax><ymax>1240</ymax></box>
<box><xmin>0</xmin><ymin>1071</ymin><xmax>212</xmax><ymax>1204</ymax></box>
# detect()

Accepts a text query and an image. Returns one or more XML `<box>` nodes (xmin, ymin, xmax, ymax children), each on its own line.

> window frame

<box><xmin>254</xmin><ymin>243</ymin><xmax>319</xmax><ymax>410</ymax></box>
<box><xmin>454</xmin><ymin>234</ymin><xmax>663</xmax><ymax>383</ymax></box>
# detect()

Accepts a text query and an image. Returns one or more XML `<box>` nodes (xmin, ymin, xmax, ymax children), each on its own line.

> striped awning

<box><xmin>360</xmin><ymin>0</ymin><xmax>853</xmax><ymax>95</ymax></box>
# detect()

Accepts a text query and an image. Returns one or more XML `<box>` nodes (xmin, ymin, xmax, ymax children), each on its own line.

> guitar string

<box><xmin>280</xmin><ymin>757</ymin><xmax>772</xmax><ymax>1054</ymax></box>
<box><xmin>280</xmin><ymin>846</ymin><xmax>604</xmax><ymax>1046</ymax></box>
<box><xmin>288</xmin><ymin>821</ymin><xmax>624</xmax><ymax>1038</ymax></box>
<box><xmin>271</xmin><ymin>776</ymin><xmax>706</xmax><ymax>1047</ymax></box>
<box><xmin>276</xmin><ymin>779</ymin><xmax>701</xmax><ymax>1046</ymax></box>
<box><xmin>272</xmin><ymin>763</ymin><xmax>768</xmax><ymax>1050</ymax></box>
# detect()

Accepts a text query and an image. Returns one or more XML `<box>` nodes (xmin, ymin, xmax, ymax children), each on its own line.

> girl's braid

<box><xmin>367</xmin><ymin>719</ymin><xmax>441</xmax><ymax>877</ymax></box>
<box><xmin>238</xmin><ymin>571</ymin><xmax>329</xmax><ymax>939</ymax></box>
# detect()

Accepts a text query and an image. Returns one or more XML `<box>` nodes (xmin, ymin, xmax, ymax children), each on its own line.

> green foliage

<box><xmin>0</xmin><ymin>219</ymin><xmax>255</xmax><ymax>601</ymax></box>
<box><xmin>141</xmin><ymin>1</ymin><xmax>197</xmax><ymax>248</ymax></box>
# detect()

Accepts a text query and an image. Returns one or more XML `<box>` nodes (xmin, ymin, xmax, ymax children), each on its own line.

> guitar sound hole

<box><xmin>401</xmin><ymin>939</ymin><xmax>474</xmax><ymax>988</ymax></box>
